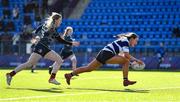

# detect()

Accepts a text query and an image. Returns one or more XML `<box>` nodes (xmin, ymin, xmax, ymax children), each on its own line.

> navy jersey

<box><xmin>34</xmin><ymin>24</ymin><xmax>58</xmax><ymax>47</ymax></box>
<box><xmin>102</xmin><ymin>37</ymin><xmax>129</xmax><ymax>54</ymax></box>
<box><xmin>62</xmin><ymin>35</ymin><xmax>73</xmax><ymax>51</ymax></box>
<box><xmin>33</xmin><ymin>23</ymin><xmax>72</xmax><ymax>48</ymax></box>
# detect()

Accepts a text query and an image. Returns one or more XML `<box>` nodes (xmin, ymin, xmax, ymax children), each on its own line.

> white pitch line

<box><xmin>1</xmin><ymin>86</ymin><xmax>180</xmax><ymax>101</ymax></box>
<box><xmin>147</xmin><ymin>86</ymin><xmax>180</xmax><ymax>90</ymax></box>
<box><xmin>0</xmin><ymin>91</ymin><xmax>106</xmax><ymax>101</ymax></box>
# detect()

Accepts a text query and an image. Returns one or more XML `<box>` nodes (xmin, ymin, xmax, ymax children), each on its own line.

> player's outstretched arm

<box><xmin>124</xmin><ymin>52</ymin><xmax>143</xmax><ymax>65</ymax></box>
<box><xmin>72</xmin><ymin>41</ymin><xmax>80</xmax><ymax>46</ymax></box>
<box><xmin>55</xmin><ymin>35</ymin><xmax>73</xmax><ymax>45</ymax></box>
<box><xmin>55</xmin><ymin>35</ymin><xmax>80</xmax><ymax>46</ymax></box>
<box><xmin>130</xmin><ymin>55</ymin><xmax>144</xmax><ymax>65</ymax></box>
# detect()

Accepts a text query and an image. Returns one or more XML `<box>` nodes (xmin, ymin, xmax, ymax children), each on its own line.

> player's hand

<box><xmin>136</xmin><ymin>60</ymin><xmax>144</xmax><ymax>65</ymax></box>
<box><xmin>72</xmin><ymin>41</ymin><xmax>80</xmax><ymax>46</ymax></box>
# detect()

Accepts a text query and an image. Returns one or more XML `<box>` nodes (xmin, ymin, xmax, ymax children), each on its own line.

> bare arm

<box><xmin>124</xmin><ymin>52</ymin><xmax>144</xmax><ymax>65</ymax></box>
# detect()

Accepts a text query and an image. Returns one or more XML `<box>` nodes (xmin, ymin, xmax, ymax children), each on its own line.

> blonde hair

<box><xmin>45</xmin><ymin>12</ymin><xmax>62</xmax><ymax>30</ymax></box>
<box><xmin>64</xmin><ymin>26</ymin><xmax>73</xmax><ymax>36</ymax></box>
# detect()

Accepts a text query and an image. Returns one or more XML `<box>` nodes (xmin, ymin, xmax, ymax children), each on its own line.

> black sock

<box><xmin>9</xmin><ymin>71</ymin><xmax>16</xmax><ymax>77</ymax></box>
<box><xmin>50</xmin><ymin>73</ymin><xmax>56</xmax><ymax>79</ymax></box>
<box><xmin>70</xmin><ymin>72</ymin><xmax>75</xmax><ymax>76</ymax></box>
<box><xmin>123</xmin><ymin>78</ymin><xmax>128</xmax><ymax>80</ymax></box>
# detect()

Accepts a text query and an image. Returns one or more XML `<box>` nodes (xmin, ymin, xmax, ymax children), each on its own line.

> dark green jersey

<box><xmin>34</xmin><ymin>23</ymin><xmax>72</xmax><ymax>48</ymax></box>
<box><xmin>62</xmin><ymin>35</ymin><xmax>73</xmax><ymax>51</ymax></box>
<box><xmin>35</xmin><ymin>24</ymin><xmax>59</xmax><ymax>47</ymax></box>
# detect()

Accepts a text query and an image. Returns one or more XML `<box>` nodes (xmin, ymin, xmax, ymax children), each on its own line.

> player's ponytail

<box><xmin>116</xmin><ymin>32</ymin><xmax>138</xmax><ymax>40</ymax></box>
<box><xmin>125</xmin><ymin>32</ymin><xmax>138</xmax><ymax>41</ymax></box>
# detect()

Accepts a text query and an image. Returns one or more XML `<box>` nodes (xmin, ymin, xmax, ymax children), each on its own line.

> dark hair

<box><xmin>116</xmin><ymin>32</ymin><xmax>138</xmax><ymax>41</ymax></box>
<box><xmin>126</xmin><ymin>33</ymin><xmax>138</xmax><ymax>41</ymax></box>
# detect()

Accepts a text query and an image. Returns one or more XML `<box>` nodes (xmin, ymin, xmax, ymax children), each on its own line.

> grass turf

<box><xmin>0</xmin><ymin>69</ymin><xmax>180</xmax><ymax>102</ymax></box>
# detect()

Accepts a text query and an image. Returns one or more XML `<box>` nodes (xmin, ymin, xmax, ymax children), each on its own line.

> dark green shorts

<box><xmin>33</xmin><ymin>43</ymin><xmax>51</xmax><ymax>57</ymax></box>
<box><xmin>60</xmin><ymin>49</ymin><xmax>74</xmax><ymax>60</ymax></box>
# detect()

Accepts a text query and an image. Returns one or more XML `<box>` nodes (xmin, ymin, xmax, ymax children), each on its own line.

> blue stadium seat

<box><xmin>0</xmin><ymin>0</ymin><xmax>179</xmax><ymax>53</ymax></box>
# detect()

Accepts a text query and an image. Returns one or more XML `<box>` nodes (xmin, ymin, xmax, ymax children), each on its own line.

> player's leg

<box><xmin>106</xmin><ymin>55</ymin><xmax>129</xmax><ymax>78</ymax></box>
<box><xmin>31</xmin><ymin>65</ymin><xmax>37</xmax><ymax>73</ymax></box>
<box><xmin>65</xmin><ymin>59</ymin><xmax>102</xmax><ymax>85</ymax></box>
<box><xmin>66</xmin><ymin>54</ymin><xmax>79</xmax><ymax>76</ymax></box>
<box><xmin>48</xmin><ymin>63</ymin><xmax>54</xmax><ymax>75</ymax></box>
<box><xmin>6</xmin><ymin>53</ymin><xmax>41</xmax><ymax>85</ymax></box>
<box><xmin>69</xmin><ymin>54</ymin><xmax>77</xmax><ymax>70</ymax></box>
<box><xmin>48</xmin><ymin>51</ymin><xmax>65</xmax><ymax>75</ymax></box>
<box><xmin>48</xmin><ymin>49</ymin><xmax>65</xmax><ymax>75</ymax></box>
<box><xmin>64</xmin><ymin>50</ymin><xmax>113</xmax><ymax>85</ymax></box>
<box><xmin>44</xmin><ymin>50</ymin><xmax>63</xmax><ymax>85</ymax></box>
<box><xmin>74</xmin><ymin>59</ymin><xmax>102</xmax><ymax>74</ymax></box>
<box><xmin>158</xmin><ymin>57</ymin><xmax>163</xmax><ymax>69</ymax></box>
<box><xmin>106</xmin><ymin>55</ymin><xmax>136</xmax><ymax>86</ymax></box>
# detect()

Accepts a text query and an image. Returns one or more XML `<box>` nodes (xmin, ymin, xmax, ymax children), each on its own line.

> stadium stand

<box><xmin>0</xmin><ymin>0</ymin><xmax>180</xmax><ymax>69</ymax></box>
<box><xmin>59</xmin><ymin>0</ymin><xmax>180</xmax><ymax>55</ymax></box>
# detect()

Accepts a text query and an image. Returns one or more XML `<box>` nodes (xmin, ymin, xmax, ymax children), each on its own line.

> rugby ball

<box><xmin>130</xmin><ymin>61</ymin><xmax>145</xmax><ymax>70</ymax></box>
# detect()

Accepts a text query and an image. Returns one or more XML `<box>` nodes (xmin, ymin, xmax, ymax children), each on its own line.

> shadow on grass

<box><xmin>6</xmin><ymin>87</ymin><xmax>63</xmax><ymax>93</ymax></box>
<box><xmin>68</xmin><ymin>88</ymin><xmax>149</xmax><ymax>93</ymax></box>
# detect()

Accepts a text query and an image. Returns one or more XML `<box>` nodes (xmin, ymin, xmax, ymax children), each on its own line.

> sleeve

<box><xmin>32</xmin><ymin>25</ymin><xmax>42</xmax><ymax>36</ymax></box>
<box><xmin>122</xmin><ymin>46</ymin><xmax>129</xmax><ymax>53</ymax></box>
<box><xmin>55</xmin><ymin>35</ymin><xmax>72</xmax><ymax>45</ymax></box>
<box><xmin>35</xmin><ymin>25</ymin><xmax>42</xmax><ymax>33</ymax></box>
<box><xmin>121</xmin><ymin>41</ymin><xmax>129</xmax><ymax>53</ymax></box>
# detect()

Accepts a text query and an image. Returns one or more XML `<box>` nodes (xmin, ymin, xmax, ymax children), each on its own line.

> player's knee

<box><xmin>125</xmin><ymin>58</ymin><xmax>130</xmax><ymax>63</ymax></box>
<box><xmin>122</xmin><ymin>58</ymin><xmax>130</xmax><ymax>65</ymax></box>
<box><xmin>25</xmin><ymin>61</ymin><xmax>34</xmax><ymax>67</ymax></box>
<box><xmin>71</xmin><ymin>56</ymin><xmax>77</xmax><ymax>62</ymax></box>
<box><xmin>72</xmin><ymin>59</ymin><xmax>77</xmax><ymax>63</ymax></box>
<box><xmin>84</xmin><ymin>66</ymin><xmax>94</xmax><ymax>72</ymax></box>
<box><xmin>56</xmin><ymin>56</ymin><xmax>63</xmax><ymax>64</ymax></box>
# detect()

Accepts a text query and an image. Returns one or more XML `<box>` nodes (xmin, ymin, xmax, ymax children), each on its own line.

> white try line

<box><xmin>0</xmin><ymin>86</ymin><xmax>180</xmax><ymax>101</ymax></box>
<box><xmin>0</xmin><ymin>91</ymin><xmax>106</xmax><ymax>101</ymax></box>
<box><xmin>147</xmin><ymin>86</ymin><xmax>180</xmax><ymax>90</ymax></box>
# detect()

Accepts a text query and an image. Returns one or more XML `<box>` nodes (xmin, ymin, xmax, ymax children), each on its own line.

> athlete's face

<box><xmin>55</xmin><ymin>18</ymin><xmax>62</xmax><ymax>27</ymax></box>
<box><xmin>129</xmin><ymin>38</ymin><xmax>138</xmax><ymax>47</ymax></box>
<box><xmin>67</xmin><ymin>29</ymin><xmax>73</xmax><ymax>35</ymax></box>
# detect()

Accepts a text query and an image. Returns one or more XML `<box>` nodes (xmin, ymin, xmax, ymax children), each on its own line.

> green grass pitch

<box><xmin>0</xmin><ymin>69</ymin><xmax>180</xmax><ymax>102</ymax></box>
